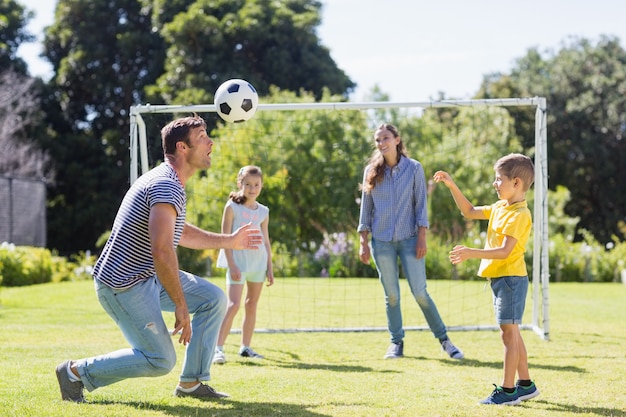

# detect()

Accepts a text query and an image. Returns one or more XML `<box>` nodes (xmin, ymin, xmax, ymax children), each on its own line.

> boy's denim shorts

<box><xmin>490</xmin><ymin>276</ymin><xmax>529</xmax><ymax>325</ymax></box>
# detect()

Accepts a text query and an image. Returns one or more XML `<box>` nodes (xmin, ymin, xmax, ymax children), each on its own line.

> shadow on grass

<box><xmin>262</xmin><ymin>358</ymin><xmax>393</xmax><ymax>373</ymax></box>
<box><xmin>526</xmin><ymin>399</ymin><xmax>625</xmax><ymax>416</ymax></box>
<box><xmin>243</xmin><ymin>353</ymin><xmax>586</xmax><ymax>375</ymax></box>
<box><xmin>435</xmin><ymin>357</ymin><xmax>587</xmax><ymax>373</ymax></box>
<box><xmin>231</xmin><ymin>348</ymin><xmax>395</xmax><ymax>373</ymax></box>
<box><xmin>91</xmin><ymin>398</ymin><xmax>334</xmax><ymax>416</ymax></box>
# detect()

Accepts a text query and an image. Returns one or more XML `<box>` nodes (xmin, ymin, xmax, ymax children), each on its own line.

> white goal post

<box><xmin>129</xmin><ymin>98</ymin><xmax>550</xmax><ymax>340</ymax></box>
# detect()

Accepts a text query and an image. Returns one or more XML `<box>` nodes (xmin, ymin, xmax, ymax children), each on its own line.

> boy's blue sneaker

<box><xmin>516</xmin><ymin>381</ymin><xmax>540</xmax><ymax>401</ymax></box>
<box><xmin>478</xmin><ymin>384</ymin><xmax>521</xmax><ymax>405</ymax></box>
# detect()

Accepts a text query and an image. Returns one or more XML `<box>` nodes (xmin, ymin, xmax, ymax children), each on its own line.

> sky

<box><xmin>16</xmin><ymin>0</ymin><xmax>626</xmax><ymax>102</ymax></box>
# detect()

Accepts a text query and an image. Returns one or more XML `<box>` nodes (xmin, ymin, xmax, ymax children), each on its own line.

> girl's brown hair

<box><xmin>229</xmin><ymin>165</ymin><xmax>263</xmax><ymax>204</ymax></box>
<box><xmin>361</xmin><ymin>123</ymin><xmax>408</xmax><ymax>193</ymax></box>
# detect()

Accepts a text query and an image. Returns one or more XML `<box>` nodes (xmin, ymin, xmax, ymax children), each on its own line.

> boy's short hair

<box><xmin>494</xmin><ymin>153</ymin><xmax>535</xmax><ymax>191</ymax></box>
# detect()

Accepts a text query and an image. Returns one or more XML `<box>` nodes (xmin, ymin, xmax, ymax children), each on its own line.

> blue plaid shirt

<box><xmin>358</xmin><ymin>156</ymin><xmax>429</xmax><ymax>241</ymax></box>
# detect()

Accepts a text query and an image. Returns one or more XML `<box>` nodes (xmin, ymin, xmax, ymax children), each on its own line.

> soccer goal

<box><xmin>129</xmin><ymin>97</ymin><xmax>549</xmax><ymax>340</ymax></box>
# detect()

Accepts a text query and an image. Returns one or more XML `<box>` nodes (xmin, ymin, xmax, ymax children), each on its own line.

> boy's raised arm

<box><xmin>432</xmin><ymin>171</ymin><xmax>488</xmax><ymax>220</ymax></box>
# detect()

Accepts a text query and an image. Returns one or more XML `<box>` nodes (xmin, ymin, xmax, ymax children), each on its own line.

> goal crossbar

<box><xmin>129</xmin><ymin>97</ymin><xmax>550</xmax><ymax>340</ymax></box>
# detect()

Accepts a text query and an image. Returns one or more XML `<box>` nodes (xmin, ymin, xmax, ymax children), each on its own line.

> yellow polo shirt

<box><xmin>477</xmin><ymin>200</ymin><xmax>532</xmax><ymax>278</ymax></box>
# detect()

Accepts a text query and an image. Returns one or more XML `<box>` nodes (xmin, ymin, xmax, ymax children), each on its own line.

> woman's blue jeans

<box><xmin>371</xmin><ymin>237</ymin><xmax>448</xmax><ymax>343</ymax></box>
<box><xmin>77</xmin><ymin>272</ymin><xmax>226</xmax><ymax>391</ymax></box>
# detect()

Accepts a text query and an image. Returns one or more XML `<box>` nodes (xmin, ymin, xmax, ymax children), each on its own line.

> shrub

<box><xmin>0</xmin><ymin>243</ymin><xmax>53</xmax><ymax>286</ymax></box>
<box><xmin>3</xmin><ymin>222</ymin><xmax>626</xmax><ymax>288</ymax></box>
<box><xmin>0</xmin><ymin>244</ymin><xmax>96</xmax><ymax>287</ymax></box>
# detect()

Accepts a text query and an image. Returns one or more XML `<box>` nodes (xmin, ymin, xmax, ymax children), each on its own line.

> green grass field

<box><xmin>0</xmin><ymin>279</ymin><xmax>624</xmax><ymax>417</ymax></box>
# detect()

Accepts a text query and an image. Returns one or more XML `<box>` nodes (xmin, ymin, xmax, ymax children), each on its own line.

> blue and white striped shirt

<box><xmin>357</xmin><ymin>156</ymin><xmax>429</xmax><ymax>242</ymax></box>
<box><xmin>93</xmin><ymin>163</ymin><xmax>186</xmax><ymax>289</ymax></box>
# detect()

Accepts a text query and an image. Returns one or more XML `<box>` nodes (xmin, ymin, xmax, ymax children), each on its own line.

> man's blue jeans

<box><xmin>371</xmin><ymin>237</ymin><xmax>448</xmax><ymax>343</ymax></box>
<box><xmin>77</xmin><ymin>272</ymin><xmax>226</xmax><ymax>391</ymax></box>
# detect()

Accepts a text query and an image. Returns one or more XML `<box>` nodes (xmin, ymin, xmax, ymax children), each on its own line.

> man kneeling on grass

<box><xmin>55</xmin><ymin>115</ymin><xmax>263</xmax><ymax>402</ymax></box>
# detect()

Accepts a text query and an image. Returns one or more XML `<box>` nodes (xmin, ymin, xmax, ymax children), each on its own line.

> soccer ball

<box><xmin>214</xmin><ymin>79</ymin><xmax>259</xmax><ymax>123</ymax></box>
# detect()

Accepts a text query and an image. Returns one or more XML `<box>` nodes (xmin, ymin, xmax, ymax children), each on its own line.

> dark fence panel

<box><xmin>0</xmin><ymin>176</ymin><xmax>46</xmax><ymax>247</ymax></box>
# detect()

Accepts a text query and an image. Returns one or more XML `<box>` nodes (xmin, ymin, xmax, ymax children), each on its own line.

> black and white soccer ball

<box><xmin>214</xmin><ymin>79</ymin><xmax>259</xmax><ymax>123</ymax></box>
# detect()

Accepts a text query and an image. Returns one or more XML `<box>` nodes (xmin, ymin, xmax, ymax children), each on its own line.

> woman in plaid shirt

<box><xmin>357</xmin><ymin>123</ymin><xmax>463</xmax><ymax>360</ymax></box>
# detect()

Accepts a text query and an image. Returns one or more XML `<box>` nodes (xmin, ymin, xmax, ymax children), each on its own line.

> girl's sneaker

<box><xmin>516</xmin><ymin>381</ymin><xmax>540</xmax><ymax>401</ymax></box>
<box><xmin>239</xmin><ymin>347</ymin><xmax>264</xmax><ymax>358</ymax></box>
<box><xmin>212</xmin><ymin>348</ymin><xmax>226</xmax><ymax>365</ymax></box>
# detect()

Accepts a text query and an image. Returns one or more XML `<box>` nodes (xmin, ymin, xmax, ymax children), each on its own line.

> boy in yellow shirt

<box><xmin>433</xmin><ymin>153</ymin><xmax>540</xmax><ymax>406</ymax></box>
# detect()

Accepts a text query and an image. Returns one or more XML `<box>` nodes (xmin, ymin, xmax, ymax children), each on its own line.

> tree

<box><xmin>415</xmin><ymin>106</ymin><xmax>523</xmax><ymax>242</ymax></box>
<box><xmin>0</xmin><ymin>0</ymin><xmax>33</xmax><ymax>74</ymax></box>
<box><xmin>40</xmin><ymin>0</ymin><xmax>166</xmax><ymax>253</ymax></box>
<box><xmin>146</xmin><ymin>0</ymin><xmax>355</xmax><ymax>105</ymax></box>
<box><xmin>40</xmin><ymin>0</ymin><xmax>355</xmax><ymax>254</ymax></box>
<box><xmin>0</xmin><ymin>70</ymin><xmax>52</xmax><ymax>179</ymax></box>
<box><xmin>0</xmin><ymin>1</ymin><xmax>50</xmax><ymax>180</ymax></box>
<box><xmin>43</xmin><ymin>0</ymin><xmax>164</xmax><ymax>160</ymax></box>
<box><xmin>477</xmin><ymin>36</ymin><xmax>626</xmax><ymax>244</ymax></box>
<box><xmin>185</xmin><ymin>88</ymin><xmax>368</xmax><ymax>254</ymax></box>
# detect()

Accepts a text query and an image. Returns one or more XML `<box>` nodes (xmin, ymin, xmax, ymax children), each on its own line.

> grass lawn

<box><xmin>0</xmin><ymin>279</ymin><xmax>624</xmax><ymax>416</ymax></box>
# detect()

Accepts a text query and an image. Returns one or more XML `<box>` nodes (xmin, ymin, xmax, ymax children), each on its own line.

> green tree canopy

<box><xmin>39</xmin><ymin>0</ymin><xmax>354</xmax><ymax>254</ymax></box>
<box><xmin>146</xmin><ymin>0</ymin><xmax>355</xmax><ymax>105</ymax></box>
<box><xmin>185</xmin><ymin>88</ymin><xmax>369</xmax><ymax>254</ymax></box>
<box><xmin>415</xmin><ymin>106</ymin><xmax>524</xmax><ymax>241</ymax></box>
<box><xmin>477</xmin><ymin>35</ymin><xmax>626</xmax><ymax>244</ymax></box>
<box><xmin>41</xmin><ymin>0</ymin><xmax>162</xmax><ymax>253</ymax></box>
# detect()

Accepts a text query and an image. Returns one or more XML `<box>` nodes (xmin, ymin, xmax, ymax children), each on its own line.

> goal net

<box><xmin>129</xmin><ymin>97</ymin><xmax>549</xmax><ymax>340</ymax></box>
